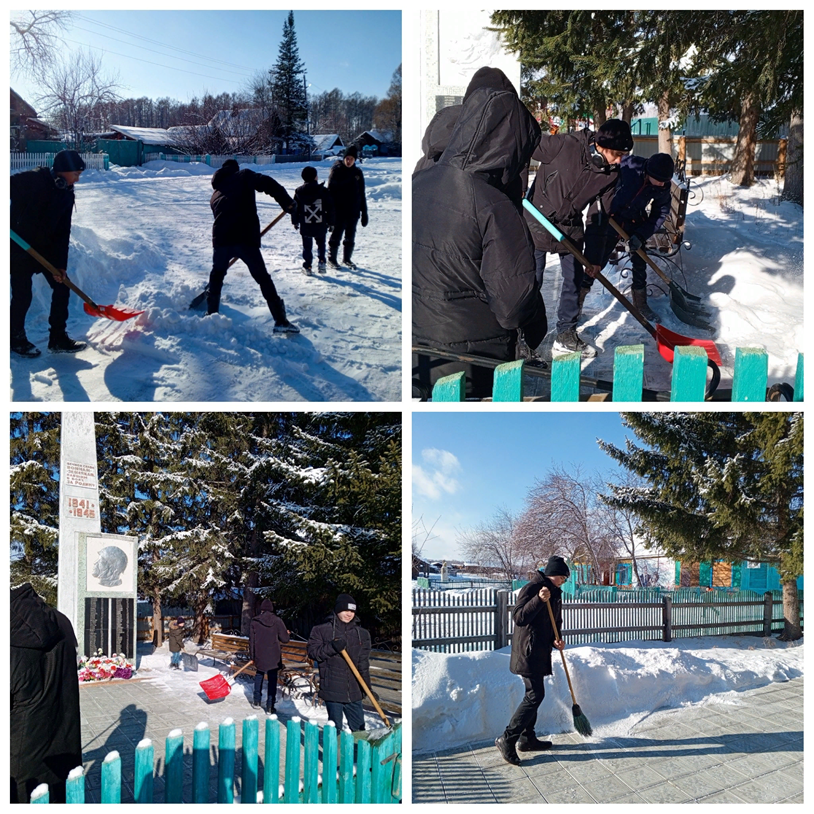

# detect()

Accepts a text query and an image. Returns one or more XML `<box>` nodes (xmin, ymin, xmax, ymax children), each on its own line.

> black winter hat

<box><xmin>594</xmin><ymin>120</ymin><xmax>634</xmax><ymax>153</ymax></box>
<box><xmin>344</xmin><ymin>145</ymin><xmax>358</xmax><ymax>159</ymax></box>
<box><xmin>176</xmin><ymin>616</ymin><xmax>185</xmax><ymax>625</ymax></box>
<box><xmin>52</xmin><ymin>150</ymin><xmax>86</xmax><ymax>173</ymax></box>
<box><xmin>259</xmin><ymin>599</ymin><xmax>274</xmax><ymax>613</ymax></box>
<box><xmin>645</xmin><ymin>153</ymin><xmax>675</xmax><ymax>183</ymax></box>
<box><xmin>542</xmin><ymin>556</ymin><xmax>571</xmax><ymax>578</ymax></box>
<box><xmin>301</xmin><ymin>166</ymin><xmax>317</xmax><ymax>182</ymax></box>
<box><xmin>334</xmin><ymin>593</ymin><xmax>357</xmax><ymax>614</ymax></box>
<box><xmin>221</xmin><ymin>159</ymin><xmax>239</xmax><ymax>172</ymax></box>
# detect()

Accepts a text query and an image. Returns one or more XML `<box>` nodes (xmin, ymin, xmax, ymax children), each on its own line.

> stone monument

<box><xmin>58</xmin><ymin>413</ymin><xmax>138</xmax><ymax>662</ymax></box>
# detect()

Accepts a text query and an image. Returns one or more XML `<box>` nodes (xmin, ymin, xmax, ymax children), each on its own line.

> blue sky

<box><xmin>412</xmin><ymin>413</ymin><xmax>637</xmax><ymax>561</ymax></box>
<box><xmin>13</xmin><ymin>10</ymin><xmax>401</xmax><ymax>105</ymax></box>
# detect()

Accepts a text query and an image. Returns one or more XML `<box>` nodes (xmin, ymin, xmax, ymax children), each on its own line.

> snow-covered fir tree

<box><xmin>270</xmin><ymin>11</ymin><xmax>312</xmax><ymax>154</ymax></box>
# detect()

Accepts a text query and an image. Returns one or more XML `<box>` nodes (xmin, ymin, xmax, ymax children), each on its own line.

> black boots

<box><xmin>517</xmin><ymin>735</ymin><xmax>553</xmax><ymax>752</ymax></box>
<box><xmin>48</xmin><ymin>333</ymin><xmax>86</xmax><ymax>353</ymax></box>
<box><xmin>11</xmin><ymin>332</ymin><xmax>41</xmax><ymax>358</ymax></box>
<box><xmin>272</xmin><ymin>299</ymin><xmax>300</xmax><ymax>334</ymax></box>
<box><xmin>495</xmin><ymin>735</ymin><xmax>521</xmax><ymax>766</ymax></box>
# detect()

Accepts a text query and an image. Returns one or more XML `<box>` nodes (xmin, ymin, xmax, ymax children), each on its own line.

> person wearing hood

<box><xmin>307</xmin><ymin>594</ymin><xmax>372</xmax><ymax>732</ymax></box>
<box><xmin>10</xmin><ymin>583</ymin><xmax>82</xmax><ymax>803</ymax></box>
<box><xmin>249</xmin><ymin>599</ymin><xmax>290</xmax><ymax>713</ymax></box>
<box><xmin>327</xmin><ymin>146</ymin><xmax>367</xmax><ymax>270</ymax></box>
<box><xmin>495</xmin><ymin>556</ymin><xmax>570</xmax><ymax>767</ymax></box>
<box><xmin>412</xmin><ymin>67</ymin><xmax>548</xmax><ymax>398</ymax></box>
<box><xmin>10</xmin><ymin>149</ymin><xmax>88</xmax><ymax>357</ymax></box>
<box><xmin>206</xmin><ymin>159</ymin><xmax>300</xmax><ymax>333</ymax></box>
<box><xmin>168</xmin><ymin>615</ymin><xmax>185</xmax><ymax>670</ymax></box>
<box><xmin>526</xmin><ymin>120</ymin><xmax>633</xmax><ymax>357</ymax></box>
<box><xmin>291</xmin><ymin>165</ymin><xmax>335</xmax><ymax>274</ymax></box>
<box><xmin>583</xmin><ymin>152</ymin><xmax>675</xmax><ymax>322</ymax></box>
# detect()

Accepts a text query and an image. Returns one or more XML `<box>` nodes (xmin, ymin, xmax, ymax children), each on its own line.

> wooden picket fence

<box><xmin>429</xmin><ymin>346</ymin><xmax>804</xmax><ymax>402</ymax></box>
<box><xmin>30</xmin><ymin>716</ymin><xmax>401</xmax><ymax>804</ymax></box>
<box><xmin>11</xmin><ymin>152</ymin><xmax>109</xmax><ymax>171</ymax></box>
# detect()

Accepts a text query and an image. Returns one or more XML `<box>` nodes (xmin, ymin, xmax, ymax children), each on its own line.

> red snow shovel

<box><xmin>522</xmin><ymin>201</ymin><xmax>722</xmax><ymax>366</ymax></box>
<box><xmin>11</xmin><ymin>229</ymin><xmax>145</xmax><ymax>321</ymax></box>
<box><xmin>199</xmin><ymin>660</ymin><xmax>254</xmax><ymax>701</ymax></box>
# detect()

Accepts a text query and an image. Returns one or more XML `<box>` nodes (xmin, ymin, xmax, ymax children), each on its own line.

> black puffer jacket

<box><xmin>210</xmin><ymin>164</ymin><xmax>294</xmax><ymax>247</ymax></box>
<box><xmin>526</xmin><ymin>128</ymin><xmax>620</xmax><ymax>252</ymax></box>
<box><xmin>291</xmin><ymin>181</ymin><xmax>335</xmax><ymax>237</ymax></box>
<box><xmin>509</xmin><ymin>572</ymin><xmax>563</xmax><ymax>678</ymax></box>
<box><xmin>10</xmin><ymin>167</ymin><xmax>76</xmax><ymax>269</ymax></box>
<box><xmin>327</xmin><ymin>161</ymin><xmax>366</xmax><ymax>219</ymax></box>
<box><xmin>412</xmin><ymin>75</ymin><xmax>547</xmax><ymax>369</ymax></box>
<box><xmin>307</xmin><ymin>613</ymin><xmax>372</xmax><ymax>704</ymax></box>
<box><xmin>11</xmin><ymin>584</ymin><xmax>82</xmax><ymax>804</ymax></box>
<box><xmin>249</xmin><ymin>599</ymin><xmax>290</xmax><ymax>672</ymax></box>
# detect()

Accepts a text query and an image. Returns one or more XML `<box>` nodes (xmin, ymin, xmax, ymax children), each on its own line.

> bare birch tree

<box><xmin>10</xmin><ymin>10</ymin><xmax>73</xmax><ymax>80</ymax></box>
<box><xmin>456</xmin><ymin>506</ymin><xmax>526</xmax><ymax>579</ymax></box>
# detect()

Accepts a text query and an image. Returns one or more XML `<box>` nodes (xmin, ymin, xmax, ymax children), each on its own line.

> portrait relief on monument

<box><xmin>86</xmin><ymin>538</ymin><xmax>134</xmax><ymax>592</ymax></box>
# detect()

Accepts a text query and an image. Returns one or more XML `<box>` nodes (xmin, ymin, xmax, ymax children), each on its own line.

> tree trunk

<box><xmin>782</xmin><ymin>109</ymin><xmax>803</xmax><ymax>206</ymax></box>
<box><xmin>241</xmin><ymin>526</ymin><xmax>260</xmax><ymax>635</ymax></box>
<box><xmin>593</xmin><ymin>108</ymin><xmax>607</xmax><ymax>129</ymax></box>
<box><xmin>779</xmin><ymin>579</ymin><xmax>802</xmax><ymax>640</ymax></box>
<box><xmin>730</xmin><ymin>91</ymin><xmax>760</xmax><ymax>186</ymax></box>
<box><xmin>657</xmin><ymin>90</ymin><xmax>672</xmax><ymax>155</ymax></box>
<box><xmin>152</xmin><ymin>587</ymin><xmax>163</xmax><ymax>648</ymax></box>
<box><xmin>620</xmin><ymin>101</ymin><xmax>634</xmax><ymax>124</ymax></box>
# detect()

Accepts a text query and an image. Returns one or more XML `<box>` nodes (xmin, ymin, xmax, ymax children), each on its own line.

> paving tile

<box><xmin>580</xmin><ymin>774</ymin><xmax>639</xmax><ymax>803</ymax></box>
<box><xmin>637</xmin><ymin>781</ymin><xmax>694</xmax><ymax>804</ymax></box>
<box><xmin>489</xmin><ymin>776</ymin><xmax>543</xmax><ymax>803</ymax></box>
<box><xmin>613</xmin><ymin>764</ymin><xmax>669</xmax><ymax>791</ymax></box>
<box><xmin>700</xmin><ymin>788</ymin><xmax>751</xmax><ymax>803</ymax></box>
<box><xmin>541</xmin><ymin>783</ymin><xmax>597</xmax><ymax>804</ymax></box>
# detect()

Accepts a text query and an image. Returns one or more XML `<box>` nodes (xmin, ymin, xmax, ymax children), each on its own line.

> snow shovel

<box><xmin>188</xmin><ymin>209</ymin><xmax>289</xmax><ymax>310</ymax></box>
<box><xmin>11</xmin><ymin>229</ymin><xmax>145</xmax><ymax>321</ymax></box>
<box><xmin>181</xmin><ymin>652</ymin><xmax>199</xmax><ymax>672</ymax></box>
<box><xmin>338</xmin><ymin>648</ymin><xmax>392</xmax><ymax>730</ymax></box>
<box><xmin>522</xmin><ymin>200</ymin><xmax>722</xmax><ymax>367</ymax></box>
<box><xmin>199</xmin><ymin>660</ymin><xmax>254</xmax><ymax>701</ymax></box>
<box><xmin>607</xmin><ymin>217</ymin><xmax>714</xmax><ymax>330</ymax></box>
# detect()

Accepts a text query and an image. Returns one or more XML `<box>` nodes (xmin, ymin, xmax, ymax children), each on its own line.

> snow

<box><xmin>12</xmin><ymin>157</ymin><xmax>401</xmax><ymax>402</ymax></box>
<box><xmin>546</xmin><ymin>176</ymin><xmax>803</xmax><ymax>394</ymax></box>
<box><xmin>411</xmin><ymin>635</ymin><xmax>803</xmax><ymax>754</ymax></box>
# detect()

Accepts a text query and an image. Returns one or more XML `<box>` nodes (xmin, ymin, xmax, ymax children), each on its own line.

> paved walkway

<box><xmin>412</xmin><ymin>677</ymin><xmax>803</xmax><ymax>804</ymax></box>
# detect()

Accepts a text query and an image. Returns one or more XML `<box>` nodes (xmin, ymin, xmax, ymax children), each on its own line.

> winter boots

<box><xmin>48</xmin><ymin>332</ymin><xmax>86</xmax><ymax>353</ymax></box>
<box><xmin>11</xmin><ymin>332</ymin><xmax>41</xmax><ymax>358</ymax></box>
<box><xmin>272</xmin><ymin>299</ymin><xmax>300</xmax><ymax>334</ymax></box>
<box><xmin>343</xmin><ymin>258</ymin><xmax>357</xmax><ymax>270</ymax></box>
<box><xmin>517</xmin><ymin>735</ymin><xmax>553</xmax><ymax>752</ymax></box>
<box><xmin>495</xmin><ymin>735</ymin><xmax>522</xmax><ymax>766</ymax></box>
<box><xmin>552</xmin><ymin>328</ymin><xmax>598</xmax><ymax>358</ymax></box>
<box><xmin>302</xmin><ymin>262</ymin><xmax>313</xmax><ymax>276</ymax></box>
<box><xmin>632</xmin><ymin>287</ymin><xmax>659</xmax><ymax>322</ymax></box>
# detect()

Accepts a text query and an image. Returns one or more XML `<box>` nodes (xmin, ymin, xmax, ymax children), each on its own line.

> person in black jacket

<box><xmin>307</xmin><ymin>593</ymin><xmax>372</xmax><ymax>732</ymax></box>
<box><xmin>412</xmin><ymin>67</ymin><xmax>547</xmax><ymax>398</ymax></box>
<box><xmin>526</xmin><ymin>120</ymin><xmax>633</xmax><ymax>357</ymax></box>
<box><xmin>10</xmin><ymin>150</ymin><xmax>87</xmax><ymax>357</ymax></box>
<box><xmin>583</xmin><ymin>152</ymin><xmax>675</xmax><ymax>322</ymax></box>
<box><xmin>11</xmin><ymin>583</ymin><xmax>82</xmax><ymax>803</ymax></box>
<box><xmin>495</xmin><ymin>556</ymin><xmax>570</xmax><ymax>766</ymax></box>
<box><xmin>327</xmin><ymin>146</ymin><xmax>367</xmax><ymax>270</ymax></box>
<box><xmin>249</xmin><ymin>599</ymin><xmax>290</xmax><ymax>713</ymax></box>
<box><xmin>291</xmin><ymin>166</ymin><xmax>335</xmax><ymax>274</ymax></box>
<box><xmin>206</xmin><ymin>159</ymin><xmax>299</xmax><ymax>333</ymax></box>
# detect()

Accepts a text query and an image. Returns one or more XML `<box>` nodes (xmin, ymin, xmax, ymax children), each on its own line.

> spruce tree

<box><xmin>599</xmin><ymin>412</ymin><xmax>803</xmax><ymax>639</ymax></box>
<box><xmin>270</xmin><ymin>11</ymin><xmax>310</xmax><ymax>153</ymax></box>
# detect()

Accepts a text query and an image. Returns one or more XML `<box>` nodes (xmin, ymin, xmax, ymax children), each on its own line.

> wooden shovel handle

<box><xmin>226</xmin><ymin>210</ymin><xmax>288</xmax><ymax>270</ymax></box>
<box><xmin>545</xmin><ymin>598</ymin><xmax>577</xmax><ymax>705</ymax></box>
<box><xmin>607</xmin><ymin>216</ymin><xmax>671</xmax><ymax>283</ymax></box>
<box><xmin>231</xmin><ymin>659</ymin><xmax>255</xmax><ymax>679</ymax></box>
<box><xmin>339</xmin><ymin>648</ymin><xmax>390</xmax><ymax>727</ymax></box>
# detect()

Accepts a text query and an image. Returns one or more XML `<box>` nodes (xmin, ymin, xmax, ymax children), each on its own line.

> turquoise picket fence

<box><xmin>429</xmin><ymin>346</ymin><xmax>803</xmax><ymax>402</ymax></box>
<box><xmin>30</xmin><ymin>716</ymin><xmax>401</xmax><ymax>804</ymax></box>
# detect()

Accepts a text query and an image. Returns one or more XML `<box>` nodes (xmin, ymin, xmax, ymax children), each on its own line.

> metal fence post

<box><xmin>496</xmin><ymin>590</ymin><xmax>509</xmax><ymax>649</ymax></box>
<box><xmin>662</xmin><ymin>595</ymin><xmax>672</xmax><ymax>642</ymax></box>
<box><xmin>763</xmin><ymin>591</ymin><xmax>774</xmax><ymax>637</ymax></box>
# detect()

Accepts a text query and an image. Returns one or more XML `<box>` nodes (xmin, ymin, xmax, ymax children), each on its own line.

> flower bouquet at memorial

<box><xmin>78</xmin><ymin>649</ymin><xmax>134</xmax><ymax>682</ymax></box>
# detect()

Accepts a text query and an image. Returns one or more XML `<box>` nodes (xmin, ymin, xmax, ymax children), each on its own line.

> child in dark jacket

<box><xmin>291</xmin><ymin>166</ymin><xmax>335</xmax><ymax>274</ymax></box>
<box><xmin>168</xmin><ymin>616</ymin><xmax>185</xmax><ymax>670</ymax></box>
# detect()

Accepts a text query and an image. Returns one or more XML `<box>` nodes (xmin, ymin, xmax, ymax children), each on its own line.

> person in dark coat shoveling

<box><xmin>307</xmin><ymin>593</ymin><xmax>372</xmax><ymax>732</ymax></box>
<box><xmin>10</xmin><ymin>583</ymin><xmax>82</xmax><ymax>803</ymax></box>
<box><xmin>168</xmin><ymin>615</ymin><xmax>185</xmax><ymax>670</ymax></box>
<box><xmin>249</xmin><ymin>599</ymin><xmax>290</xmax><ymax>713</ymax></box>
<box><xmin>495</xmin><ymin>556</ymin><xmax>570</xmax><ymax>766</ymax></box>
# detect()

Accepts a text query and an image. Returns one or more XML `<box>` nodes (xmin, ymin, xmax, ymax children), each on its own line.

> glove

<box><xmin>331</xmin><ymin>638</ymin><xmax>347</xmax><ymax>653</ymax></box>
<box><xmin>293</xmin><ymin>223</ymin><xmax>299</xmax><ymax>231</ymax></box>
<box><xmin>361</xmin><ymin>211</ymin><xmax>368</xmax><ymax>228</ymax></box>
<box><xmin>627</xmin><ymin>235</ymin><xmax>643</xmax><ymax>253</ymax></box>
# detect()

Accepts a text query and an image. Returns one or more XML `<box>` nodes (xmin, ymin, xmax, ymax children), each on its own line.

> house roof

<box><xmin>358</xmin><ymin>129</ymin><xmax>395</xmax><ymax>144</ymax></box>
<box><xmin>110</xmin><ymin>125</ymin><xmax>176</xmax><ymax>145</ymax></box>
<box><xmin>311</xmin><ymin>134</ymin><xmax>343</xmax><ymax>151</ymax></box>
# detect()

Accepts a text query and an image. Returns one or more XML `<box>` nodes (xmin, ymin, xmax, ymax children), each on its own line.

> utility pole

<box><xmin>303</xmin><ymin>70</ymin><xmax>310</xmax><ymax>160</ymax></box>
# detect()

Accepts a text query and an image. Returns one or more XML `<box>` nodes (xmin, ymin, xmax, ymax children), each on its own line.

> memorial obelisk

<box><xmin>58</xmin><ymin>413</ymin><xmax>139</xmax><ymax>662</ymax></box>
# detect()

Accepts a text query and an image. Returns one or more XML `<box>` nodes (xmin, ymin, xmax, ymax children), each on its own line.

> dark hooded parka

<box><xmin>412</xmin><ymin>68</ymin><xmax>547</xmax><ymax>395</ymax></box>
<box><xmin>10</xmin><ymin>583</ymin><xmax>82</xmax><ymax>804</ymax></box>
<box><xmin>249</xmin><ymin>599</ymin><xmax>290</xmax><ymax>672</ymax></box>
<box><xmin>307</xmin><ymin>612</ymin><xmax>372</xmax><ymax>704</ymax></box>
<box><xmin>525</xmin><ymin>128</ymin><xmax>620</xmax><ymax>253</ymax></box>
<box><xmin>509</xmin><ymin>572</ymin><xmax>563</xmax><ymax>678</ymax></box>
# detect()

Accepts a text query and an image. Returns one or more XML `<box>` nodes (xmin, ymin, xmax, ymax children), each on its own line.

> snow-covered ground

<box><xmin>12</xmin><ymin>157</ymin><xmax>402</xmax><ymax>402</ymax></box>
<box><xmin>132</xmin><ymin>640</ymin><xmax>393</xmax><ymax>734</ymax></box>
<box><xmin>533</xmin><ymin>175</ymin><xmax>803</xmax><ymax>395</ymax></box>
<box><xmin>412</xmin><ymin>635</ymin><xmax>803</xmax><ymax>754</ymax></box>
